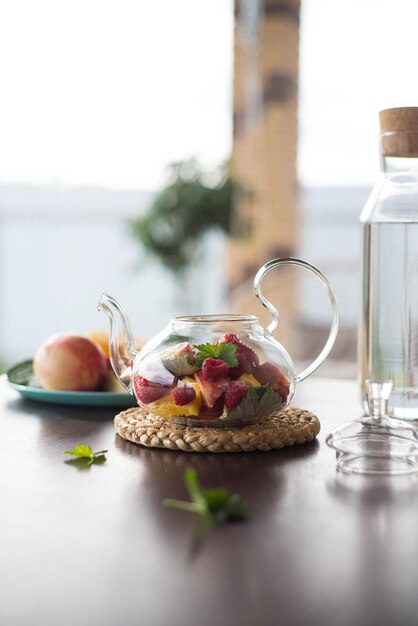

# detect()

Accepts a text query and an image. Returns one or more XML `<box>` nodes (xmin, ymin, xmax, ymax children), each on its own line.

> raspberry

<box><xmin>253</xmin><ymin>363</ymin><xmax>290</xmax><ymax>401</ymax></box>
<box><xmin>221</xmin><ymin>333</ymin><xmax>259</xmax><ymax>373</ymax></box>
<box><xmin>238</xmin><ymin>344</ymin><xmax>259</xmax><ymax>372</ymax></box>
<box><xmin>225</xmin><ymin>381</ymin><xmax>248</xmax><ymax>409</ymax></box>
<box><xmin>201</xmin><ymin>358</ymin><xmax>229</xmax><ymax>381</ymax></box>
<box><xmin>133</xmin><ymin>376</ymin><xmax>170</xmax><ymax>404</ymax></box>
<box><xmin>221</xmin><ymin>333</ymin><xmax>240</xmax><ymax>345</ymax></box>
<box><xmin>172</xmin><ymin>385</ymin><xmax>196</xmax><ymax>405</ymax></box>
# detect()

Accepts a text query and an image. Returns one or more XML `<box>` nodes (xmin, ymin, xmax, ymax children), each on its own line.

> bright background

<box><xmin>1</xmin><ymin>0</ymin><xmax>418</xmax><ymax>372</ymax></box>
<box><xmin>299</xmin><ymin>0</ymin><xmax>418</xmax><ymax>187</ymax></box>
<box><xmin>0</xmin><ymin>0</ymin><xmax>233</xmax><ymax>189</ymax></box>
<box><xmin>2</xmin><ymin>0</ymin><xmax>418</xmax><ymax>190</ymax></box>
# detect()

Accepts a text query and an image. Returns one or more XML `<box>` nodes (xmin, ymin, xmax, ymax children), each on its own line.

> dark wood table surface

<box><xmin>1</xmin><ymin>376</ymin><xmax>418</xmax><ymax>626</ymax></box>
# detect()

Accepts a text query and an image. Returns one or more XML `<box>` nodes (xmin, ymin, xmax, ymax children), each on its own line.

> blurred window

<box><xmin>299</xmin><ymin>0</ymin><xmax>418</xmax><ymax>187</ymax></box>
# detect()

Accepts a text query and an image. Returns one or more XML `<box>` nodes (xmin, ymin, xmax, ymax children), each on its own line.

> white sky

<box><xmin>1</xmin><ymin>0</ymin><xmax>418</xmax><ymax>189</ymax></box>
<box><xmin>299</xmin><ymin>0</ymin><xmax>418</xmax><ymax>186</ymax></box>
<box><xmin>0</xmin><ymin>0</ymin><xmax>233</xmax><ymax>189</ymax></box>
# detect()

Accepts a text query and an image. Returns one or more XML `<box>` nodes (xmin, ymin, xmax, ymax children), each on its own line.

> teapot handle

<box><xmin>253</xmin><ymin>257</ymin><xmax>339</xmax><ymax>383</ymax></box>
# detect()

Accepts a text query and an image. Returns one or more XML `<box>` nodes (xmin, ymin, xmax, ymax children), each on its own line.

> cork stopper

<box><xmin>380</xmin><ymin>107</ymin><xmax>418</xmax><ymax>157</ymax></box>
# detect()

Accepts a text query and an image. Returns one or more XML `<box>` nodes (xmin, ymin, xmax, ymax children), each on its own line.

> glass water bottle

<box><xmin>360</xmin><ymin>107</ymin><xmax>418</xmax><ymax>419</ymax></box>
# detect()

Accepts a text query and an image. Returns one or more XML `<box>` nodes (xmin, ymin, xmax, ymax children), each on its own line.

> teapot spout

<box><xmin>97</xmin><ymin>293</ymin><xmax>137</xmax><ymax>393</ymax></box>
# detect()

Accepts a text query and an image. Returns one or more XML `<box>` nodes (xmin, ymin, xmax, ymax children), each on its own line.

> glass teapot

<box><xmin>98</xmin><ymin>258</ymin><xmax>339</xmax><ymax>426</ymax></box>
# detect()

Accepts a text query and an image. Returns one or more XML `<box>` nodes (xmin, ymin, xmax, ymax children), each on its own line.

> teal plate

<box><xmin>6</xmin><ymin>360</ymin><xmax>138</xmax><ymax>408</ymax></box>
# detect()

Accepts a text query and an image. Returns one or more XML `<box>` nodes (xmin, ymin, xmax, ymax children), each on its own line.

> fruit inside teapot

<box><xmin>130</xmin><ymin>321</ymin><xmax>294</xmax><ymax>426</ymax></box>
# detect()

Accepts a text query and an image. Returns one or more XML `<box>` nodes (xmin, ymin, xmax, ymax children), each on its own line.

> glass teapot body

<box><xmin>130</xmin><ymin>315</ymin><xmax>295</xmax><ymax>425</ymax></box>
<box><xmin>98</xmin><ymin>258</ymin><xmax>338</xmax><ymax>426</ymax></box>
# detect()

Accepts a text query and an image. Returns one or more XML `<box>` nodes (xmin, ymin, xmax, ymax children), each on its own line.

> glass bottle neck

<box><xmin>381</xmin><ymin>155</ymin><xmax>418</xmax><ymax>181</ymax></box>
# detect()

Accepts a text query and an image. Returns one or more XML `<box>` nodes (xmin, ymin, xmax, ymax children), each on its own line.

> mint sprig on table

<box><xmin>163</xmin><ymin>468</ymin><xmax>248</xmax><ymax>525</ymax></box>
<box><xmin>227</xmin><ymin>385</ymin><xmax>284</xmax><ymax>420</ymax></box>
<box><xmin>195</xmin><ymin>342</ymin><xmax>238</xmax><ymax>369</ymax></box>
<box><xmin>64</xmin><ymin>444</ymin><xmax>108</xmax><ymax>466</ymax></box>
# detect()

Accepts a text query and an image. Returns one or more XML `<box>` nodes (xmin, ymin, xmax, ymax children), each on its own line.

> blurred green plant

<box><xmin>131</xmin><ymin>158</ymin><xmax>248</xmax><ymax>273</ymax></box>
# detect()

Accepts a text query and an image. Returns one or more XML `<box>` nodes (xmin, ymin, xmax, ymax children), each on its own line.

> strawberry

<box><xmin>133</xmin><ymin>375</ymin><xmax>171</xmax><ymax>405</ymax></box>
<box><xmin>253</xmin><ymin>363</ymin><xmax>290</xmax><ymax>402</ymax></box>
<box><xmin>174</xmin><ymin>342</ymin><xmax>195</xmax><ymax>362</ymax></box>
<box><xmin>194</xmin><ymin>372</ymin><xmax>229</xmax><ymax>407</ymax></box>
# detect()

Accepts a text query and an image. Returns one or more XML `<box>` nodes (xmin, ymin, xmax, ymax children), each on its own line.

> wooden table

<box><xmin>1</xmin><ymin>377</ymin><xmax>418</xmax><ymax>626</ymax></box>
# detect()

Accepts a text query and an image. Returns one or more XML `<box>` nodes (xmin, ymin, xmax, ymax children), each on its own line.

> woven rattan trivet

<box><xmin>114</xmin><ymin>406</ymin><xmax>320</xmax><ymax>453</ymax></box>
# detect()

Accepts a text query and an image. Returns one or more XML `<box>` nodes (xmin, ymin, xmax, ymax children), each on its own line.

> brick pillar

<box><xmin>230</xmin><ymin>0</ymin><xmax>300</xmax><ymax>348</ymax></box>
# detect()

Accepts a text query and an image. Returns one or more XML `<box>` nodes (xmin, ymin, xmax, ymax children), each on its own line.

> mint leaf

<box><xmin>161</xmin><ymin>355</ymin><xmax>198</xmax><ymax>377</ymax></box>
<box><xmin>226</xmin><ymin>385</ymin><xmax>284</xmax><ymax>421</ymax></box>
<box><xmin>184</xmin><ymin>468</ymin><xmax>208</xmax><ymax>511</ymax></box>
<box><xmin>64</xmin><ymin>444</ymin><xmax>93</xmax><ymax>458</ymax></box>
<box><xmin>195</xmin><ymin>342</ymin><xmax>238</xmax><ymax>368</ymax></box>
<box><xmin>163</xmin><ymin>468</ymin><xmax>248</xmax><ymax>525</ymax></box>
<box><xmin>222</xmin><ymin>494</ymin><xmax>248</xmax><ymax>521</ymax></box>
<box><xmin>64</xmin><ymin>444</ymin><xmax>108</xmax><ymax>465</ymax></box>
<box><xmin>203</xmin><ymin>487</ymin><xmax>229</xmax><ymax>510</ymax></box>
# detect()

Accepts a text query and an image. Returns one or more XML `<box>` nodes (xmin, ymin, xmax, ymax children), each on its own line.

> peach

<box><xmin>34</xmin><ymin>334</ymin><xmax>108</xmax><ymax>391</ymax></box>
